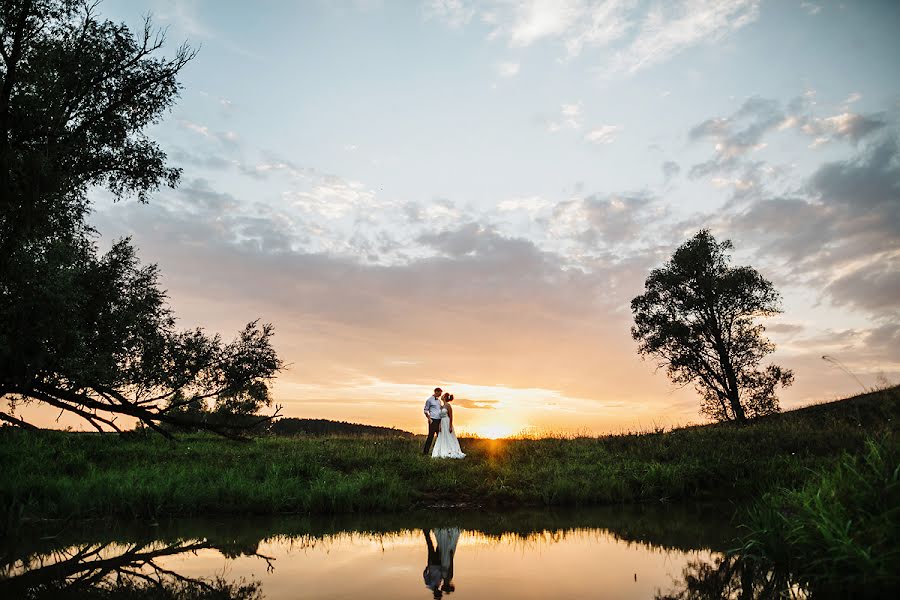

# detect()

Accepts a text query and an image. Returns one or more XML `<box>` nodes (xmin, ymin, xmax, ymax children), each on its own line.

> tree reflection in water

<box><xmin>1</xmin><ymin>505</ymin><xmax>810</xmax><ymax>599</ymax></box>
<box><xmin>0</xmin><ymin>539</ymin><xmax>264</xmax><ymax>600</ymax></box>
<box><xmin>657</xmin><ymin>554</ymin><xmax>808</xmax><ymax>600</ymax></box>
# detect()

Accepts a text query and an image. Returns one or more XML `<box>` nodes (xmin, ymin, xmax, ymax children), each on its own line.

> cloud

<box><xmin>417</xmin><ymin>223</ymin><xmax>549</xmax><ymax>263</ymax></box>
<box><xmin>689</xmin><ymin>96</ymin><xmax>783</xmax><ymax>178</ymax></box>
<box><xmin>497</xmin><ymin>196</ymin><xmax>552</xmax><ymax>218</ymax></box>
<box><xmin>662</xmin><ymin>160</ymin><xmax>681</xmax><ymax>182</ymax></box>
<box><xmin>801</xmin><ymin>2</ymin><xmax>822</xmax><ymax>16</ymax></box>
<box><xmin>168</xmin><ymin>148</ymin><xmax>238</xmax><ymax>172</ymax></box>
<box><xmin>825</xmin><ymin>260</ymin><xmax>900</xmax><ymax>316</ymax></box>
<box><xmin>606</xmin><ymin>0</ymin><xmax>760</xmax><ymax>75</ymax></box>
<box><xmin>688</xmin><ymin>95</ymin><xmax>887</xmax><ymax>180</ymax></box>
<box><xmin>175</xmin><ymin>178</ymin><xmax>241</xmax><ymax>213</ymax></box>
<box><xmin>584</xmin><ymin>124</ymin><xmax>622</xmax><ymax>144</ymax></box>
<box><xmin>153</xmin><ymin>0</ymin><xmax>211</xmax><ymax>38</ymax></box>
<box><xmin>424</xmin><ymin>0</ymin><xmax>476</xmax><ymax>27</ymax></box>
<box><xmin>767</xmin><ymin>323</ymin><xmax>805</xmax><ymax>335</ymax></box>
<box><xmin>730</xmin><ymin>133</ymin><xmax>900</xmax><ymax>320</ymax></box>
<box><xmin>453</xmin><ymin>398</ymin><xmax>500</xmax><ymax>409</ymax></box>
<box><xmin>495</xmin><ymin>61</ymin><xmax>521</xmax><ymax>78</ymax></box>
<box><xmin>548</xmin><ymin>192</ymin><xmax>662</xmax><ymax>247</ymax></box>
<box><xmin>179</xmin><ymin>120</ymin><xmax>240</xmax><ymax>147</ymax></box>
<box><xmin>495</xmin><ymin>0</ymin><xmax>634</xmax><ymax>57</ymax></box>
<box><xmin>801</xmin><ymin>112</ymin><xmax>886</xmax><ymax>147</ymax></box>
<box><xmin>286</xmin><ymin>177</ymin><xmax>382</xmax><ymax>219</ymax></box>
<box><xmin>429</xmin><ymin>1</ymin><xmax>758</xmax><ymax>74</ymax></box>
<box><xmin>546</xmin><ymin>102</ymin><xmax>582</xmax><ymax>132</ymax></box>
<box><xmin>786</xmin><ymin>324</ymin><xmax>900</xmax><ymax>370</ymax></box>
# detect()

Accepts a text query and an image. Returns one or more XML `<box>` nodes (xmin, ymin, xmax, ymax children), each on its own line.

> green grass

<box><xmin>739</xmin><ymin>435</ymin><xmax>899</xmax><ymax>593</ymax></box>
<box><xmin>1</xmin><ymin>386</ymin><xmax>896</xmax><ymax>522</ymax></box>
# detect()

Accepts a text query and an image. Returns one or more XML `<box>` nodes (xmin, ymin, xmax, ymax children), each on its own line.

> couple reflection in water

<box><xmin>423</xmin><ymin>528</ymin><xmax>459</xmax><ymax>598</ymax></box>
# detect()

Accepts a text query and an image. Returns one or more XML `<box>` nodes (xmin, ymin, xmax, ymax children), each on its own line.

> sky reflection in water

<box><xmin>2</xmin><ymin>506</ymin><xmax>802</xmax><ymax>599</ymax></box>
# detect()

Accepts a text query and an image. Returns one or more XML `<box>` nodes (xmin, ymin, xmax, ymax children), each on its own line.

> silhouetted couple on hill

<box><xmin>422</xmin><ymin>387</ymin><xmax>465</xmax><ymax>459</ymax></box>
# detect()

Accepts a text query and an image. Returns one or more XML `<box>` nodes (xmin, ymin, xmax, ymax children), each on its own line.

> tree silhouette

<box><xmin>631</xmin><ymin>230</ymin><xmax>793</xmax><ymax>422</ymax></box>
<box><xmin>0</xmin><ymin>0</ymin><xmax>282</xmax><ymax>437</ymax></box>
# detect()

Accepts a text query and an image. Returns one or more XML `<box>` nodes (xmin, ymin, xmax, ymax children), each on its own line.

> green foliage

<box><xmin>741</xmin><ymin>436</ymin><xmax>899</xmax><ymax>594</ymax></box>
<box><xmin>0</xmin><ymin>1</ymin><xmax>281</xmax><ymax>436</ymax></box>
<box><xmin>631</xmin><ymin>230</ymin><xmax>793</xmax><ymax>422</ymax></box>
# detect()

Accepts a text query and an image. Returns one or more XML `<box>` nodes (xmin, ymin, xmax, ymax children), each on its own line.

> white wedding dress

<box><xmin>436</xmin><ymin>527</ymin><xmax>460</xmax><ymax>579</ymax></box>
<box><xmin>431</xmin><ymin>407</ymin><xmax>465</xmax><ymax>459</ymax></box>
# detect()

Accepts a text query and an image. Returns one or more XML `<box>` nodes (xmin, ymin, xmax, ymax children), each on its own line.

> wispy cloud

<box><xmin>495</xmin><ymin>60</ymin><xmax>521</xmax><ymax>78</ymax></box>
<box><xmin>179</xmin><ymin>120</ymin><xmax>240</xmax><ymax>146</ymax></box>
<box><xmin>287</xmin><ymin>178</ymin><xmax>382</xmax><ymax>219</ymax></box>
<box><xmin>607</xmin><ymin>0</ymin><xmax>760</xmax><ymax>74</ymax></box>
<box><xmin>428</xmin><ymin>0</ymin><xmax>760</xmax><ymax>75</ymax></box>
<box><xmin>584</xmin><ymin>124</ymin><xmax>622</xmax><ymax>144</ymax></box>
<box><xmin>802</xmin><ymin>112</ymin><xmax>886</xmax><ymax>148</ymax></box>
<box><xmin>424</xmin><ymin>0</ymin><xmax>476</xmax><ymax>27</ymax></box>
<box><xmin>546</xmin><ymin>102</ymin><xmax>582</xmax><ymax>132</ymax></box>
<box><xmin>688</xmin><ymin>94</ymin><xmax>886</xmax><ymax>180</ymax></box>
<box><xmin>801</xmin><ymin>1</ymin><xmax>822</xmax><ymax>16</ymax></box>
<box><xmin>497</xmin><ymin>196</ymin><xmax>552</xmax><ymax>218</ymax></box>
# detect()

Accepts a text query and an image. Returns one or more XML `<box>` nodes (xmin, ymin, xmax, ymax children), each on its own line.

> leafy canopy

<box><xmin>0</xmin><ymin>0</ymin><xmax>282</xmax><ymax>437</ymax></box>
<box><xmin>630</xmin><ymin>230</ymin><xmax>793</xmax><ymax>422</ymax></box>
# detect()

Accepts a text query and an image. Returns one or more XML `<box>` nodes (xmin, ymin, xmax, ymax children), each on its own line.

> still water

<box><xmin>1</xmin><ymin>504</ymin><xmax>801</xmax><ymax>599</ymax></box>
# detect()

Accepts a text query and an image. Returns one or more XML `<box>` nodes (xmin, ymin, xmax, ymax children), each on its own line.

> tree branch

<box><xmin>0</xmin><ymin>410</ymin><xmax>39</xmax><ymax>429</ymax></box>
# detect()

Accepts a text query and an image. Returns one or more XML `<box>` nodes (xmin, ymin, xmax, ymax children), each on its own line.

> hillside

<box><xmin>267</xmin><ymin>418</ymin><xmax>414</xmax><ymax>438</ymax></box>
<box><xmin>0</xmin><ymin>386</ymin><xmax>895</xmax><ymax>522</ymax></box>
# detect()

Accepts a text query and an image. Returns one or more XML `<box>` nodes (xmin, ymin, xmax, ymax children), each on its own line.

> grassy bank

<box><xmin>1</xmin><ymin>387</ymin><xmax>896</xmax><ymax>522</ymax></box>
<box><xmin>740</xmin><ymin>435</ymin><xmax>899</xmax><ymax>592</ymax></box>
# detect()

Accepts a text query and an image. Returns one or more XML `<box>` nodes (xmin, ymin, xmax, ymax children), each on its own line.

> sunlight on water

<box><xmin>149</xmin><ymin>528</ymin><xmax>717</xmax><ymax>599</ymax></box>
<box><xmin>1</xmin><ymin>507</ymin><xmax>808</xmax><ymax>599</ymax></box>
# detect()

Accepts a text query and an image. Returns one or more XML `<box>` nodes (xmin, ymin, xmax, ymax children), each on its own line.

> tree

<box><xmin>0</xmin><ymin>0</ymin><xmax>282</xmax><ymax>437</ymax></box>
<box><xmin>630</xmin><ymin>230</ymin><xmax>793</xmax><ymax>422</ymax></box>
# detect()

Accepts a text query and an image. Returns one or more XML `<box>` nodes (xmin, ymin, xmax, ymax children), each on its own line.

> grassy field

<box><xmin>2</xmin><ymin>386</ymin><xmax>896</xmax><ymax>523</ymax></box>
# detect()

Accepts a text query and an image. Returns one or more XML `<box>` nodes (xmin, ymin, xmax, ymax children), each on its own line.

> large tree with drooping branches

<box><xmin>0</xmin><ymin>0</ymin><xmax>282</xmax><ymax>437</ymax></box>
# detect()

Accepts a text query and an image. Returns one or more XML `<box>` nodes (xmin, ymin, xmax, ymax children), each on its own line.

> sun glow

<box><xmin>468</xmin><ymin>423</ymin><xmax>520</xmax><ymax>439</ymax></box>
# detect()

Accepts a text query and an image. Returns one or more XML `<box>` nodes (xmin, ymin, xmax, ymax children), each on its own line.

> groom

<box><xmin>422</xmin><ymin>387</ymin><xmax>443</xmax><ymax>455</ymax></box>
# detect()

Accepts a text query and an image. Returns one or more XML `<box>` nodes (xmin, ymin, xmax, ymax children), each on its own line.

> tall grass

<box><xmin>740</xmin><ymin>436</ymin><xmax>899</xmax><ymax>593</ymax></box>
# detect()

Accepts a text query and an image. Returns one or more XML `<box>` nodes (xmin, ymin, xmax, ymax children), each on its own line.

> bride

<box><xmin>431</xmin><ymin>393</ymin><xmax>465</xmax><ymax>459</ymax></box>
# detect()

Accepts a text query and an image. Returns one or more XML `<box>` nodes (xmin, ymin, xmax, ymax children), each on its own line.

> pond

<box><xmin>1</xmin><ymin>504</ymin><xmax>804</xmax><ymax>599</ymax></box>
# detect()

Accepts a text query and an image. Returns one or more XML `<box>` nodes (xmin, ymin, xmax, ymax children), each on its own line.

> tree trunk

<box><xmin>724</xmin><ymin>369</ymin><xmax>745</xmax><ymax>422</ymax></box>
<box><xmin>712</xmin><ymin>330</ymin><xmax>746</xmax><ymax>422</ymax></box>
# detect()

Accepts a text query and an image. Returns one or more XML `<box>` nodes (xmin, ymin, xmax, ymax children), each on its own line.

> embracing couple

<box><xmin>422</xmin><ymin>387</ymin><xmax>466</xmax><ymax>459</ymax></box>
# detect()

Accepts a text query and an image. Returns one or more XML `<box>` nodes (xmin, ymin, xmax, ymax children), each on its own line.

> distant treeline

<box><xmin>268</xmin><ymin>418</ymin><xmax>414</xmax><ymax>438</ymax></box>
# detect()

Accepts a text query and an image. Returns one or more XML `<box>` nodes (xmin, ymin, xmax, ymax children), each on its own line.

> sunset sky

<box><xmin>21</xmin><ymin>0</ymin><xmax>898</xmax><ymax>437</ymax></box>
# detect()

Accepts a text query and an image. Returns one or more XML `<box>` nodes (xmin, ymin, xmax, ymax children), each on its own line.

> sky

<box><xmin>22</xmin><ymin>0</ymin><xmax>900</xmax><ymax>437</ymax></box>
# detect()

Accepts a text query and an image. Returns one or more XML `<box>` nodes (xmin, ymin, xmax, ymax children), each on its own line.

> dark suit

<box><xmin>423</xmin><ymin>417</ymin><xmax>441</xmax><ymax>455</ymax></box>
<box><xmin>423</xmin><ymin>529</ymin><xmax>442</xmax><ymax>593</ymax></box>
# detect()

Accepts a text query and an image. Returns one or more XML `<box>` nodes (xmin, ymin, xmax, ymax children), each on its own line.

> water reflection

<box><xmin>1</xmin><ymin>505</ymin><xmax>807</xmax><ymax>599</ymax></box>
<box><xmin>0</xmin><ymin>539</ymin><xmax>263</xmax><ymax>599</ymax></box>
<box><xmin>657</xmin><ymin>555</ymin><xmax>807</xmax><ymax>600</ymax></box>
<box><xmin>423</xmin><ymin>528</ymin><xmax>459</xmax><ymax>597</ymax></box>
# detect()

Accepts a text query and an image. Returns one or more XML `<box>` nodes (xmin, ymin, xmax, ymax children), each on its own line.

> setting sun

<box><xmin>467</xmin><ymin>423</ymin><xmax>521</xmax><ymax>440</ymax></box>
